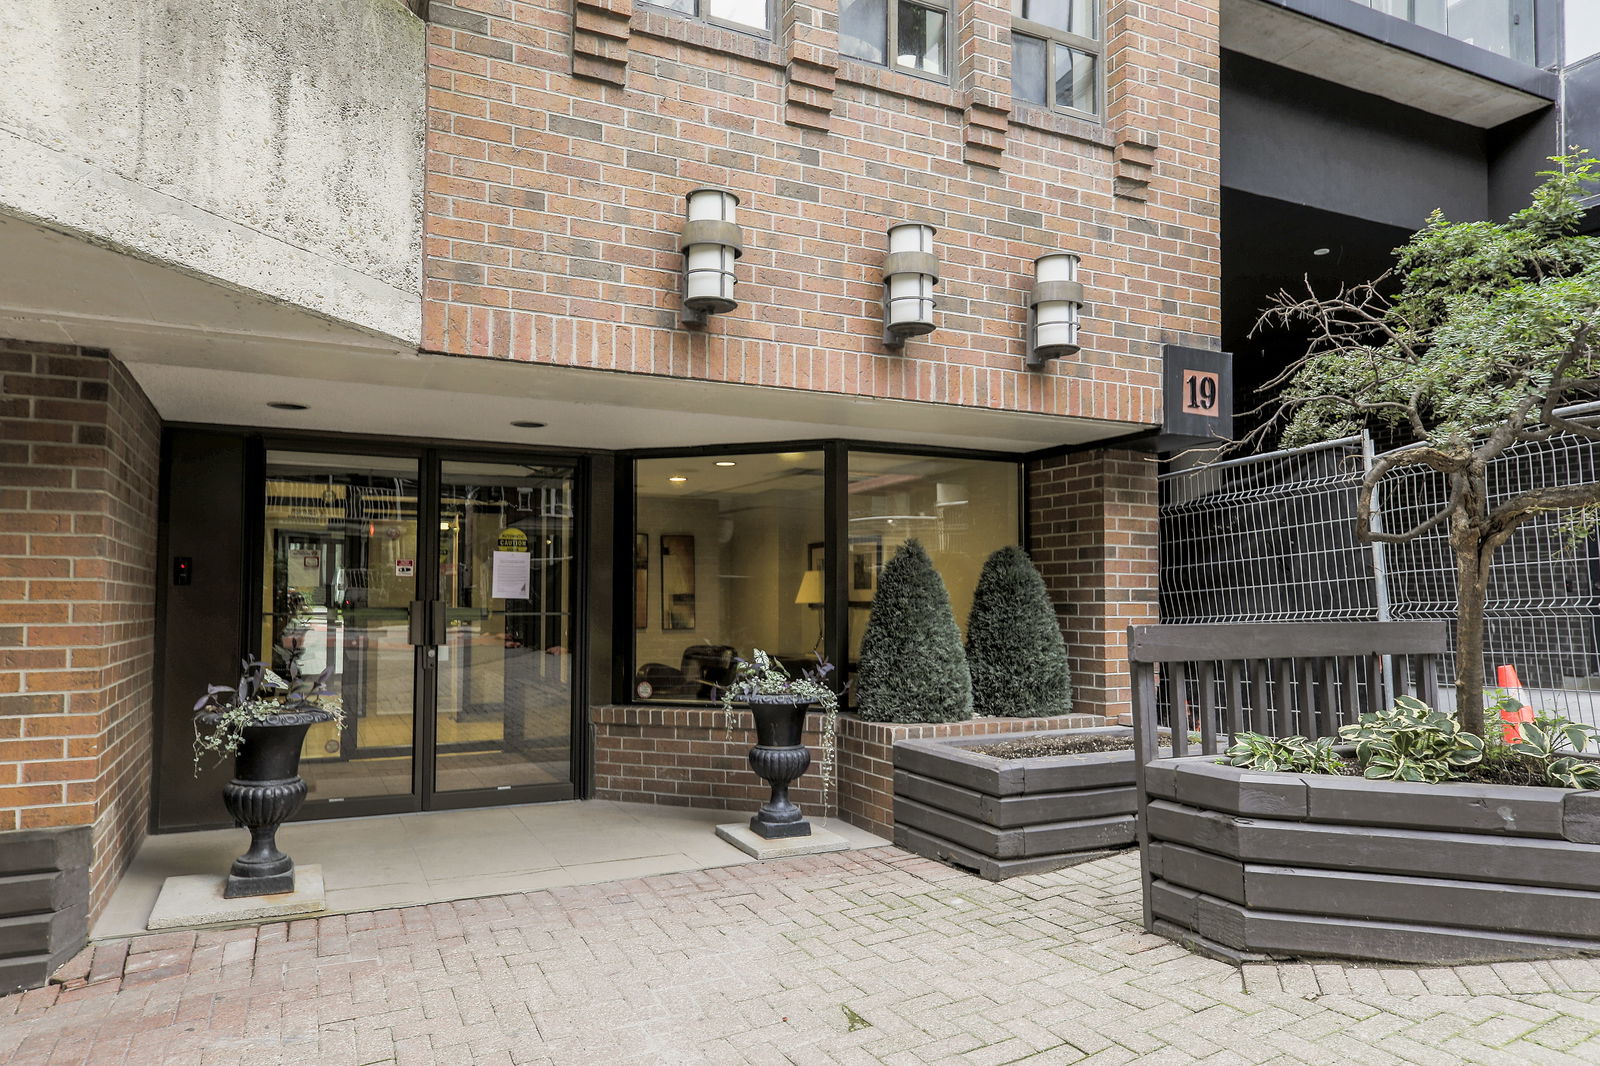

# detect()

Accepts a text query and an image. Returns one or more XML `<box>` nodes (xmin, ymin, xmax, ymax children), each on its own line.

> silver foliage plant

<box><xmin>191</xmin><ymin>650</ymin><xmax>343</xmax><ymax>773</ymax></box>
<box><xmin>720</xmin><ymin>649</ymin><xmax>841</xmax><ymax>812</ymax></box>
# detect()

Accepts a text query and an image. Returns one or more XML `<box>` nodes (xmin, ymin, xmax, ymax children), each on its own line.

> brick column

<box><xmin>0</xmin><ymin>339</ymin><xmax>160</xmax><ymax>933</ymax></box>
<box><xmin>1027</xmin><ymin>448</ymin><xmax>1158</xmax><ymax>722</ymax></box>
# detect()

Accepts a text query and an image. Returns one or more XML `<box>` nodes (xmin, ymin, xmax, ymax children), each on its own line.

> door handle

<box><xmin>409</xmin><ymin>601</ymin><xmax>427</xmax><ymax>646</ymax></box>
<box><xmin>430</xmin><ymin>600</ymin><xmax>447</xmax><ymax>646</ymax></box>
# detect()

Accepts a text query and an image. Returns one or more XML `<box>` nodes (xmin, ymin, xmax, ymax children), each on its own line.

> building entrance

<box><xmin>259</xmin><ymin>449</ymin><xmax>579</xmax><ymax>816</ymax></box>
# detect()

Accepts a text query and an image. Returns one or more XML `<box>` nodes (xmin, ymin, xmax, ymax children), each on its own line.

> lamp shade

<box><xmin>680</xmin><ymin>188</ymin><xmax>742</xmax><ymax>325</ymax></box>
<box><xmin>794</xmin><ymin>569</ymin><xmax>825</xmax><ymax>606</ymax></box>
<box><xmin>882</xmin><ymin>223</ymin><xmax>939</xmax><ymax>346</ymax></box>
<box><xmin>1028</xmin><ymin>252</ymin><xmax>1085</xmax><ymax>368</ymax></box>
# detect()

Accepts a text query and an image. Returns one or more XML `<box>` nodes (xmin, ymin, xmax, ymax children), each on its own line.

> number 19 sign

<box><xmin>1182</xmin><ymin>369</ymin><xmax>1220</xmax><ymax>416</ymax></box>
<box><xmin>1156</xmin><ymin>344</ymin><xmax>1232</xmax><ymax>451</ymax></box>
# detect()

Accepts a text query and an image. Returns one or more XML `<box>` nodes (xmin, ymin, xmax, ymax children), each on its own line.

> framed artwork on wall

<box><xmin>849</xmin><ymin>535</ymin><xmax>882</xmax><ymax>603</ymax></box>
<box><xmin>634</xmin><ymin>534</ymin><xmax>648</xmax><ymax>629</ymax></box>
<box><xmin>661</xmin><ymin>533</ymin><xmax>696</xmax><ymax>630</ymax></box>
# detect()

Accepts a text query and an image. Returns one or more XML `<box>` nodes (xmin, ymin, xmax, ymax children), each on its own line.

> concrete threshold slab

<box><xmin>146</xmin><ymin>865</ymin><xmax>327</xmax><ymax>930</ymax></box>
<box><xmin>714</xmin><ymin>823</ymin><xmax>854</xmax><ymax>859</ymax></box>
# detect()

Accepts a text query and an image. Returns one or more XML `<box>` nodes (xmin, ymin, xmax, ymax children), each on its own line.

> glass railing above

<box><xmin>1353</xmin><ymin>0</ymin><xmax>1535</xmax><ymax>65</ymax></box>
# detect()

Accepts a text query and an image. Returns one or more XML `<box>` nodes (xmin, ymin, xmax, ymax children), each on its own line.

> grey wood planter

<box><xmin>1144</xmin><ymin>756</ymin><xmax>1600</xmax><ymax>965</ymax></box>
<box><xmin>893</xmin><ymin>726</ymin><xmax>1139</xmax><ymax>880</ymax></box>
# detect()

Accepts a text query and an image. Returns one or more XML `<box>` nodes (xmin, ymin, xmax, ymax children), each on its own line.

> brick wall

<box><xmin>0</xmin><ymin>340</ymin><xmax>161</xmax><ymax>919</ymax></box>
<box><xmin>421</xmin><ymin>0</ymin><xmax>1220</xmax><ymax>422</ymax></box>
<box><xmin>593</xmin><ymin>704</ymin><xmax>829</xmax><ymax>813</ymax></box>
<box><xmin>1027</xmin><ymin>448</ymin><xmax>1159</xmax><ymax>721</ymax></box>
<box><xmin>593</xmin><ymin>704</ymin><xmax>1103</xmax><ymax>838</ymax></box>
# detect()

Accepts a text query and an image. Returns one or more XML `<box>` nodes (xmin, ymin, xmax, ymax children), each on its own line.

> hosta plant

<box><xmin>1338</xmin><ymin>695</ymin><xmax>1484</xmax><ymax>784</ymax></box>
<box><xmin>1224</xmin><ymin>732</ymin><xmax>1343</xmax><ymax>775</ymax></box>
<box><xmin>1502</xmin><ymin>709</ymin><xmax>1600</xmax><ymax>790</ymax></box>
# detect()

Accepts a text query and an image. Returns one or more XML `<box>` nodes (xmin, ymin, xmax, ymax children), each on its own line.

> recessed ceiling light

<box><xmin>267</xmin><ymin>402</ymin><xmax>308</xmax><ymax>411</ymax></box>
<box><xmin>715</xmin><ymin>461</ymin><xmax>737</xmax><ymax>467</ymax></box>
<box><xmin>1312</xmin><ymin>247</ymin><xmax>1331</xmax><ymax>256</ymax></box>
<box><xmin>668</xmin><ymin>475</ymin><xmax>688</xmax><ymax>483</ymax></box>
<box><xmin>510</xmin><ymin>420</ymin><xmax>547</xmax><ymax>429</ymax></box>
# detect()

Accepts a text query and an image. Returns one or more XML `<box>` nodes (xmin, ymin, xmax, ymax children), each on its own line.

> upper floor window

<box><xmin>652</xmin><ymin>0</ymin><xmax>770</xmax><ymax>34</ymax></box>
<box><xmin>1010</xmin><ymin>0</ymin><xmax>1099</xmax><ymax>118</ymax></box>
<box><xmin>840</xmin><ymin>0</ymin><xmax>951</xmax><ymax>79</ymax></box>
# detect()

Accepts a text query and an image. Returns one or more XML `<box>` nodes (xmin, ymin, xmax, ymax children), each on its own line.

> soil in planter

<box><xmin>969</xmin><ymin>734</ymin><xmax>1136</xmax><ymax>758</ymax></box>
<box><xmin>1228</xmin><ymin>750</ymin><xmax>1564</xmax><ymax>787</ymax></box>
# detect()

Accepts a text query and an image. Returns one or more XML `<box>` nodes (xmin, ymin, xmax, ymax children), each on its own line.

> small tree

<box><xmin>966</xmin><ymin>546</ymin><xmax>1073</xmax><ymax>717</ymax></box>
<box><xmin>1255</xmin><ymin>153</ymin><xmax>1600</xmax><ymax>738</ymax></box>
<box><xmin>856</xmin><ymin>539</ymin><xmax>972</xmax><ymax>723</ymax></box>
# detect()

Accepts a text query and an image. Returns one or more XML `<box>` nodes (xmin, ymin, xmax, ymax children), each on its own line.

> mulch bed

<box><xmin>967</xmin><ymin>734</ymin><xmax>1136</xmax><ymax>759</ymax></box>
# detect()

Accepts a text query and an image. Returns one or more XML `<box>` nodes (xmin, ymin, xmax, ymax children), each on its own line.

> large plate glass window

<box><xmin>649</xmin><ymin>0</ymin><xmax>769</xmax><ymax>33</ymax></box>
<box><xmin>845</xmin><ymin>452</ymin><xmax>1021</xmax><ymax>700</ymax></box>
<box><xmin>1010</xmin><ymin>0</ymin><xmax>1099</xmax><ymax>117</ymax></box>
<box><xmin>632</xmin><ymin>451</ymin><xmax>825</xmax><ymax>702</ymax></box>
<box><xmin>840</xmin><ymin>0</ymin><xmax>950</xmax><ymax>78</ymax></box>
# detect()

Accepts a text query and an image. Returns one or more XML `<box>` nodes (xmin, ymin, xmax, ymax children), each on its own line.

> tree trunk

<box><xmin>1453</xmin><ymin>540</ymin><xmax>1489</xmax><ymax>738</ymax></box>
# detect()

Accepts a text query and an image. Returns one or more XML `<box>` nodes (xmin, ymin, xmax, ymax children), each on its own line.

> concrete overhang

<box><xmin>1223</xmin><ymin>0</ymin><xmax>1556</xmax><ymax>128</ymax></box>
<box><xmin>0</xmin><ymin>213</ymin><xmax>1138</xmax><ymax>455</ymax></box>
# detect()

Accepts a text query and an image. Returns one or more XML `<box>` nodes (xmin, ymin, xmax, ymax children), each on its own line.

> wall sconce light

<box><xmin>882</xmin><ymin>223</ymin><xmax>939</xmax><ymax>347</ymax></box>
<box><xmin>680</xmin><ymin>188</ymin><xmax>742</xmax><ymax>327</ymax></box>
<box><xmin>1026</xmin><ymin>253</ymin><xmax>1085</xmax><ymax>369</ymax></box>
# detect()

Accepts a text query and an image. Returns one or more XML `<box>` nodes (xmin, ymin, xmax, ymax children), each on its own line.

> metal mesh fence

<box><xmin>1160</xmin><ymin>437</ymin><xmax>1378</xmax><ymax>623</ymax></box>
<box><xmin>1159</xmin><ymin>420</ymin><xmax>1600</xmax><ymax>725</ymax></box>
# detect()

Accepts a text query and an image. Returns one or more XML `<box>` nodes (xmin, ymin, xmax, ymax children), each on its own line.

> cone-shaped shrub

<box><xmin>966</xmin><ymin>545</ymin><xmax>1072</xmax><ymax>718</ymax></box>
<box><xmin>856</xmin><ymin>539</ymin><xmax>972</xmax><ymax>723</ymax></box>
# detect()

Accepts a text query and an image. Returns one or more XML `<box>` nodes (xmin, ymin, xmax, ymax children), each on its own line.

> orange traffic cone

<box><xmin>1495</xmin><ymin>664</ymin><xmax>1535</xmax><ymax>743</ymax></box>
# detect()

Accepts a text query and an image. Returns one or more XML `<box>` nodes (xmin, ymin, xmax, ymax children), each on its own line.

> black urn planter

<box><xmin>202</xmin><ymin>711</ymin><xmax>331</xmax><ymax>898</ymax></box>
<box><xmin>744</xmin><ymin>696</ymin><xmax>815</xmax><ymax>839</ymax></box>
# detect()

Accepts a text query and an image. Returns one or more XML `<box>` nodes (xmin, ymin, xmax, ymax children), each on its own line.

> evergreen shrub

<box><xmin>855</xmin><ymin>539</ymin><xmax>972</xmax><ymax>723</ymax></box>
<box><xmin>965</xmin><ymin>546</ymin><xmax>1073</xmax><ymax>717</ymax></box>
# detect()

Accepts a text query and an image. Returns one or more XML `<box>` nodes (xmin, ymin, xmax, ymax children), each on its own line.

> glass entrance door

<box><xmin>428</xmin><ymin>461</ymin><xmax>576</xmax><ymax>802</ymax></box>
<box><xmin>263</xmin><ymin>452</ymin><xmax>421</xmax><ymax>807</ymax></box>
<box><xmin>260</xmin><ymin>448</ymin><xmax>578</xmax><ymax>817</ymax></box>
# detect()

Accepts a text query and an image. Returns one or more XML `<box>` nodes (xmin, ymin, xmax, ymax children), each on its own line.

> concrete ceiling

<box><xmin>1222</xmin><ymin>0</ymin><xmax>1550</xmax><ymax>128</ymax></box>
<box><xmin>0</xmin><ymin>213</ymin><xmax>1135</xmax><ymax>455</ymax></box>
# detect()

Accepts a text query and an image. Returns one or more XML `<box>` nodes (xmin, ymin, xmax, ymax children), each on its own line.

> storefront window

<box><xmin>846</xmin><ymin>452</ymin><xmax>1021</xmax><ymax>676</ymax></box>
<box><xmin>632</xmin><ymin>451</ymin><xmax>825</xmax><ymax>702</ymax></box>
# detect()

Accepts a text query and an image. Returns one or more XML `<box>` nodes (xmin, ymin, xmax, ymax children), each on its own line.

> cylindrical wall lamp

<box><xmin>1026</xmin><ymin>252</ymin><xmax>1084</xmax><ymax>369</ymax></box>
<box><xmin>882</xmin><ymin>223</ymin><xmax>939</xmax><ymax>347</ymax></box>
<box><xmin>680</xmin><ymin>188</ymin><xmax>742</xmax><ymax>327</ymax></box>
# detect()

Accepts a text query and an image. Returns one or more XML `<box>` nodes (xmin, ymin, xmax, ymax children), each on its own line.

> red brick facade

<box><xmin>421</xmin><ymin>0</ymin><xmax>1220</xmax><ymax>422</ymax></box>
<box><xmin>1026</xmin><ymin>447</ymin><xmax>1160</xmax><ymax>721</ymax></box>
<box><xmin>0</xmin><ymin>340</ymin><xmax>161</xmax><ymax>917</ymax></box>
<box><xmin>594</xmin><ymin>704</ymin><xmax>1103</xmax><ymax>837</ymax></box>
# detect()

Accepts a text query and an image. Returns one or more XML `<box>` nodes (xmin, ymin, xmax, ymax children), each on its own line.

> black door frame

<box><xmin>245</xmin><ymin>438</ymin><xmax>587</xmax><ymax>822</ymax></box>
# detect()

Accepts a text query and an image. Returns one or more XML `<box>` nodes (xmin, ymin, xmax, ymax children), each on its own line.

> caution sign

<box><xmin>492</xmin><ymin>529</ymin><xmax>531</xmax><ymax>600</ymax></box>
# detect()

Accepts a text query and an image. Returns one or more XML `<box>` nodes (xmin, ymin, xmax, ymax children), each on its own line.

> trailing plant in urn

<box><xmin>965</xmin><ymin>545</ymin><xmax>1072</xmax><ymax>718</ymax></box>
<box><xmin>856</xmin><ymin>539</ymin><xmax>972</xmax><ymax>723</ymax></box>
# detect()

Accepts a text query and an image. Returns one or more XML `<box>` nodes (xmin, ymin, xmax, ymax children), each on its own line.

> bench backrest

<box><xmin>1127</xmin><ymin>621</ymin><xmax>1451</xmax><ymax>768</ymax></box>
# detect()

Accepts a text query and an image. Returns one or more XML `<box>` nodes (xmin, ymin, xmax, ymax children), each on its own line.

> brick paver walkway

<box><xmin>7</xmin><ymin>848</ymin><xmax>1600</xmax><ymax>1065</ymax></box>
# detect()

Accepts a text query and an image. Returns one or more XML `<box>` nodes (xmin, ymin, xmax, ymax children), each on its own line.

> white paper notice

<box><xmin>491</xmin><ymin>550</ymin><xmax>530</xmax><ymax>600</ymax></box>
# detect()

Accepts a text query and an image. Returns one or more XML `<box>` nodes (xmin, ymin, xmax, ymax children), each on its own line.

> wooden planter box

<box><xmin>893</xmin><ymin>726</ymin><xmax>1139</xmax><ymax>880</ymax></box>
<box><xmin>1143</xmin><ymin>756</ymin><xmax>1600</xmax><ymax>964</ymax></box>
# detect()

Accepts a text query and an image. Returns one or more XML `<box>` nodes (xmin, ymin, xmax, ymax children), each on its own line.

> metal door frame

<box><xmin>247</xmin><ymin>439</ymin><xmax>585</xmax><ymax>822</ymax></box>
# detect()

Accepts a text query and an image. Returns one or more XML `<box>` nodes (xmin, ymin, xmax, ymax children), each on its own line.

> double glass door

<box><xmin>261</xmin><ymin>449</ymin><xmax>578</xmax><ymax>815</ymax></box>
